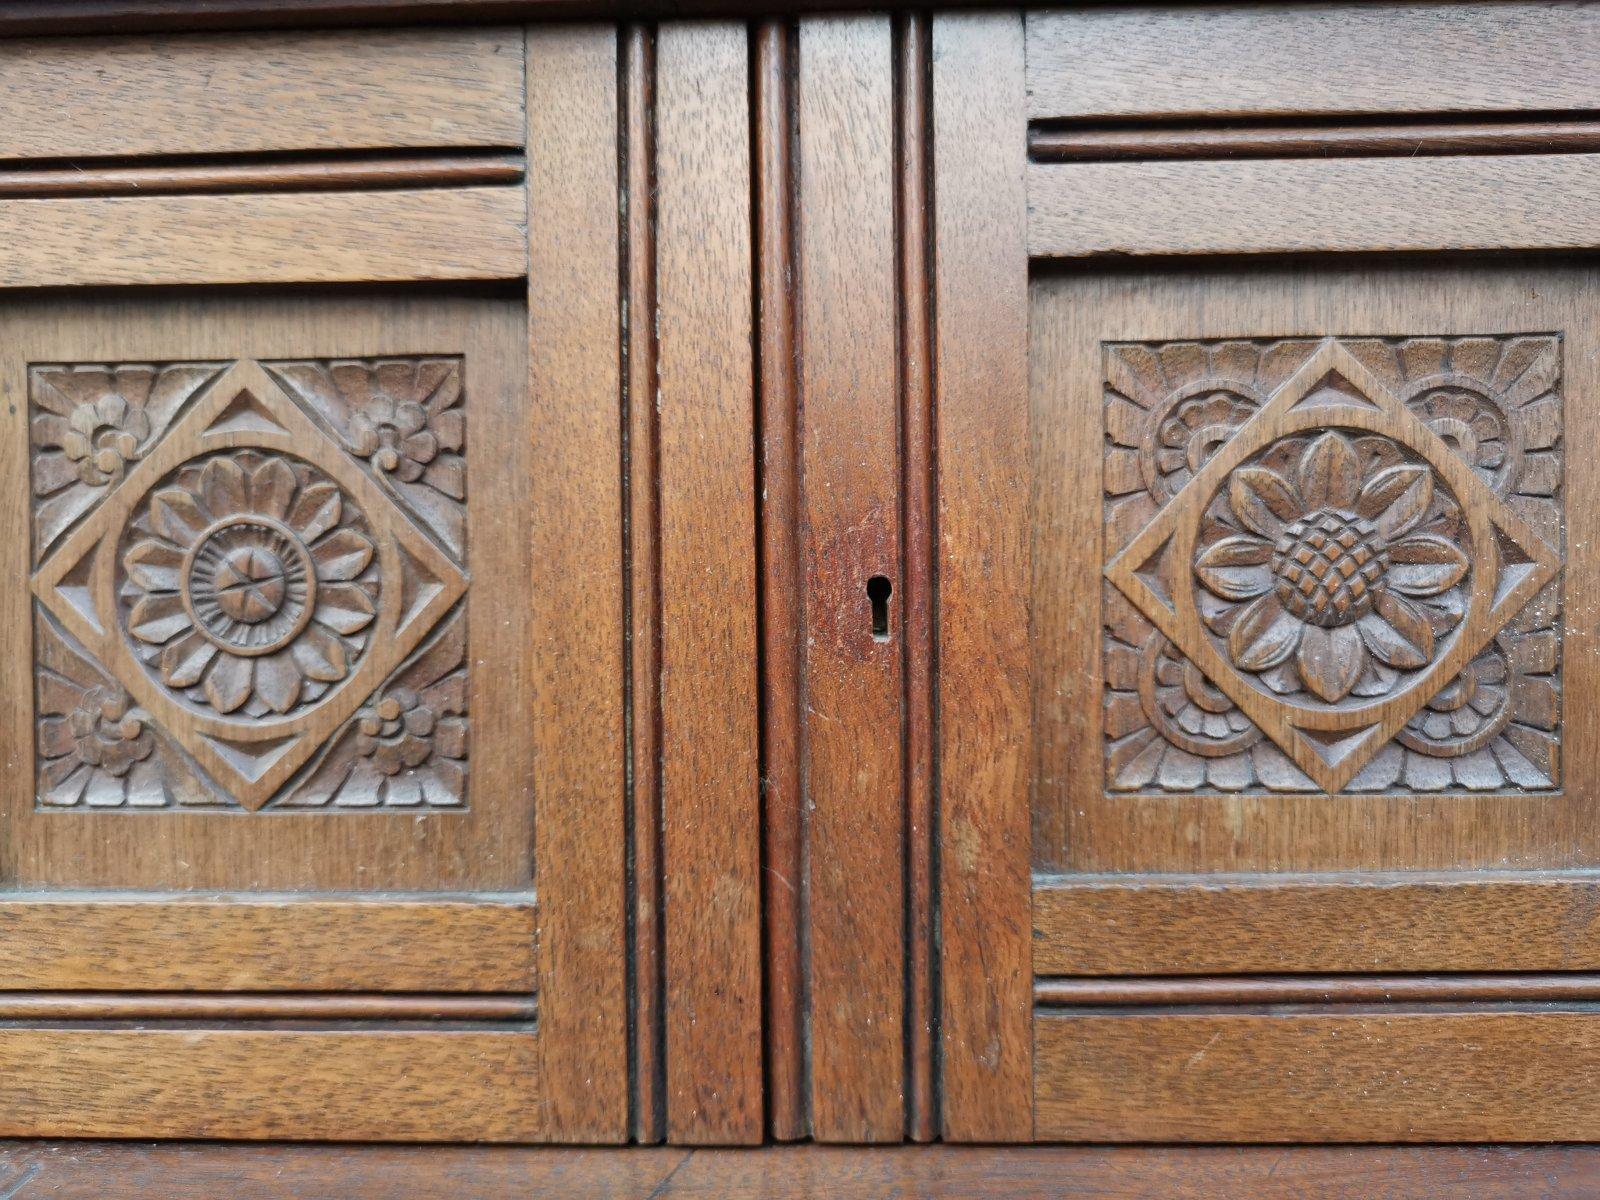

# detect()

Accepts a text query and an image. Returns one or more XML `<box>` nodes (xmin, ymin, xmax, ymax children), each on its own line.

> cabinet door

<box><xmin>935</xmin><ymin>5</ymin><xmax>1600</xmax><ymax>1142</ymax></box>
<box><xmin>0</xmin><ymin>26</ymin><xmax>635</xmax><ymax>1143</ymax></box>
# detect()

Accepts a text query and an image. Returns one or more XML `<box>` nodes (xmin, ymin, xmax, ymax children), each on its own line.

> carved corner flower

<box><xmin>339</xmin><ymin>361</ymin><xmax>465</xmax><ymax>500</ymax></box>
<box><xmin>38</xmin><ymin>681</ymin><xmax>163</xmax><ymax>807</ymax></box>
<box><xmin>61</xmin><ymin>393</ymin><xmax>152</xmax><ymax>486</ymax></box>
<box><xmin>122</xmin><ymin>453</ymin><xmax>379</xmax><ymax>717</ymax></box>
<box><xmin>1195</xmin><ymin>431</ymin><xmax>1469</xmax><ymax>704</ymax></box>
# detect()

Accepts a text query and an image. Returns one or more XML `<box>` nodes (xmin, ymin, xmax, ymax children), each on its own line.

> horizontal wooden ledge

<box><xmin>0</xmin><ymin>895</ymin><xmax>537</xmax><ymax>992</ymax></box>
<box><xmin>0</xmin><ymin>186</ymin><xmax>527</xmax><ymax>286</ymax></box>
<box><xmin>1025</xmin><ymin>5</ymin><xmax>1600</xmax><ymax>123</ymax></box>
<box><xmin>1036</xmin><ymin>974</ymin><xmax>1600</xmax><ymax>1008</ymax></box>
<box><xmin>0</xmin><ymin>1027</ymin><xmax>544</xmax><ymax>1140</ymax></box>
<box><xmin>0</xmin><ymin>153</ymin><xmax>525</xmax><ymax>198</ymax></box>
<box><xmin>1028</xmin><ymin>153</ymin><xmax>1600</xmax><ymax>258</ymax></box>
<box><xmin>1035</xmin><ymin>873</ymin><xmax>1600</xmax><ymax>976</ymax></box>
<box><xmin>1036</xmin><ymin>1009</ymin><xmax>1600</xmax><ymax>1141</ymax></box>
<box><xmin>0</xmin><ymin>992</ymin><xmax>536</xmax><ymax>1022</ymax></box>
<box><xmin>0</xmin><ymin>26</ymin><xmax>525</xmax><ymax>161</ymax></box>
<box><xmin>1029</xmin><ymin>117</ymin><xmax>1600</xmax><ymax>163</ymax></box>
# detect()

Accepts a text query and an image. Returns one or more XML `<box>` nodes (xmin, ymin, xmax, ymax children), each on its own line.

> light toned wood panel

<box><xmin>1034</xmin><ymin>874</ymin><xmax>1600</xmax><ymax>976</ymax></box>
<box><xmin>0</xmin><ymin>994</ymin><xmax>537</xmax><ymax>1021</ymax></box>
<box><xmin>0</xmin><ymin>155</ymin><xmax>524</xmax><ymax>199</ymax></box>
<box><xmin>1026</xmin><ymin>5</ymin><xmax>1600</xmax><ymax>122</ymax></box>
<box><xmin>0</xmin><ymin>1028</ymin><xmax>541</xmax><ymax>1141</ymax></box>
<box><xmin>525</xmin><ymin>24</ymin><xmax>629</xmax><ymax>1144</ymax></box>
<box><xmin>932</xmin><ymin>11</ymin><xmax>1033</xmax><ymax>1143</ymax></box>
<box><xmin>0</xmin><ymin>898</ymin><xmax>535</xmax><ymax>991</ymax></box>
<box><xmin>1036</xmin><ymin>1010</ymin><xmax>1600</xmax><ymax>1142</ymax></box>
<box><xmin>655</xmin><ymin>20</ymin><xmax>764</xmax><ymax>1146</ymax></box>
<box><xmin>1029</xmin><ymin>154</ymin><xmax>1600</xmax><ymax>259</ymax></box>
<box><xmin>0</xmin><ymin>28</ymin><xmax>524</xmax><ymax>160</ymax></box>
<box><xmin>796</xmin><ymin>13</ymin><xmax>904</xmax><ymax>1144</ymax></box>
<box><xmin>0</xmin><ymin>189</ymin><xmax>525</xmax><ymax>287</ymax></box>
<box><xmin>1036</xmin><ymin>973</ymin><xmax>1600</xmax><ymax>1006</ymax></box>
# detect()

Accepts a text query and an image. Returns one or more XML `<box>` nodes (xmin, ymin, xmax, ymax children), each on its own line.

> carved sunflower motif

<box><xmin>1194</xmin><ymin>431</ymin><xmax>1470</xmax><ymax>704</ymax></box>
<box><xmin>119</xmin><ymin>450</ymin><xmax>380</xmax><ymax>718</ymax></box>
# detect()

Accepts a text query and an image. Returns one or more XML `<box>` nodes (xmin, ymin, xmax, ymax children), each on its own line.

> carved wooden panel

<box><xmin>1103</xmin><ymin>335</ymin><xmax>1562</xmax><ymax>794</ymax></box>
<box><xmin>30</xmin><ymin>357</ymin><xmax>469</xmax><ymax>810</ymax></box>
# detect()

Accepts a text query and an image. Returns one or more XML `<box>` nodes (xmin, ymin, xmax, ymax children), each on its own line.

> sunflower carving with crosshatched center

<box><xmin>1194</xmin><ymin>429</ymin><xmax>1470</xmax><ymax>706</ymax></box>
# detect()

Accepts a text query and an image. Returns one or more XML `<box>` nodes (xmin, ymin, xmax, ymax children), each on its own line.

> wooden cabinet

<box><xmin>3</xmin><ymin>0</ymin><xmax>1600</xmax><ymax>1156</ymax></box>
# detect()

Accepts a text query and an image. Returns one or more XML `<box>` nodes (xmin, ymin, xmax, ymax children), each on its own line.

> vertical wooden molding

<box><xmin>526</xmin><ymin>24</ymin><xmax>630</xmax><ymax>1142</ymax></box>
<box><xmin>931</xmin><ymin>12</ymin><xmax>1034</xmax><ymax>1141</ymax></box>
<box><xmin>655</xmin><ymin>19</ymin><xmax>765</xmax><ymax>1145</ymax></box>
<box><xmin>795</xmin><ymin>13</ymin><xmax>907</xmax><ymax>1143</ymax></box>
<box><xmin>755</xmin><ymin>16</ymin><xmax>808</xmax><ymax>1145</ymax></box>
<box><xmin>897</xmin><ymin>8</ymin><xmax>938</xmax><ymax>1145</ymax></box>
<box><xmin>622</xmin><ymin>20</ymin><xmax>665</xmax><ymax>1147</ymax></box>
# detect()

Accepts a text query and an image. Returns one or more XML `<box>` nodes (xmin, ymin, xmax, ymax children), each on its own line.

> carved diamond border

<box><xmin>30</xmin><ymin>359</ymin><xmax>467</xmax><ymax>810</ymax></box>
<box><xmin>1104</xmin><ymin>338</ymin><xmax>1561</xmax><ymax>793</ymax></box>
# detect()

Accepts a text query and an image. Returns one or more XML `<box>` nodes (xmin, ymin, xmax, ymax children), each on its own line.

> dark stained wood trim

<box><xmin>1036</xmin><ymin>974</ymin><xmax>1600</xmax><ymax>1008</ymax></box>
<box><xmin>0</xmin><ymin>154</ymin><xmax>523</xmax><ymax>198</ymax></box>
<box><xmin>896</xmin><ymin>6</ymin><xmax>937</xmax><ymax>1147</ymax></box>
<box><xmin>754</xmin><ymin>13</ymin><xmax>807</xmax><ymax>1147</ymax></box>
<box><xmin>0</xmin><ymin>0</ymin><xmax>1010</xmax><ymax>36</ymax></box>
<box><xmin>622</xmin><ymin>18</ymin><xmax>664</xmax><ymax>1148</ymax></box>
<box><xmin>1030</xmin><ymin>117</ymin><xmax>1600</xmax><ymax>164</ymax></box>
<box><xmin>930</xmin><ymin>10</ymin><xmax>1032</xmax><ymax>1143</ymax></box>
<box><xmin>5</xmin><ymin>1143</ymin><xmax>1600</xmax><ymax>1198</ymax></box>
<box><xmin>0</xmin><ymin>993</ymin><xmax>538</xmax><ymax>1021</ymax></box>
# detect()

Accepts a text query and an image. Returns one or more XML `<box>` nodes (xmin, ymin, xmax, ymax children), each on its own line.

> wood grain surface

<box><xmin>0</xmin><ymin>27</ymin><xmax>524</xmax><ymax>160</ymax></box>
<box><xmin>0</xmin><ymin>154</ymin><xmax>524</xmax><ymax>198</ymax></box>
<box><xmin>1036</xmin><ymin>1009</ymin><xmax>1600</xmax><ymax>1142</ymax></box>
<box><xmin>654</xmin><ymin>20</ymin><xmax>763</xmax><ymax>1145</ymax></box>
<box><xmin>0</xmin><ymin>897</ymin><xmax>535</xmax><ymax>991</ymax></box>
<box><xmin>525</xmin><ymin>23</ymin><xmax>629</xmax><ymax>1144</ymax></box>
<box><xmin>931</xmin><ymin>11</ymin><xmax>1032</xmax><ymax>1142</ymax></box>
<box><xmin>795</xmin><ymin>13</ymin><xmax>905</xmax><ymax>1145</ymax></box>
<box><xmin>1029</xmin><ymin>154</ymin><xmax>1600</xmax><ymax>259</ymax></box>
<box><xmin>0</xmin><ymin>188</ymin><xmax>526</xmax><ymax>287</ymax></box>
<box><xmin>1035</xmin><ymin>873</ymin><xmax>1600</xmax><ymax>976</ymax></box>
<box><xmin>0</xmin><ymin>1028</ymin><xmax>543</xmax><ymax>1140</ymax></box>
<box><xmin>1026</xmin><ymin>4</ymin><xmax>1600</xmax><ymax>121</ymax></box>
<box><xmin>6</xmin><ymin>1142</ymin><xmax>1600</xmax><ymax>1199</ymax></box>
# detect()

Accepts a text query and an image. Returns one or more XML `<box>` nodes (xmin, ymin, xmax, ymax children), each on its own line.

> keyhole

<box><xmin>867</xmin><ymin>575</ymin><xmax>892</xmax><ymax>641</ymax></box>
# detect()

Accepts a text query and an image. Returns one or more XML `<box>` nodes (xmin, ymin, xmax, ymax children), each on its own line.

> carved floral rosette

<box><xmin>1102</xmin><ymin>336</ymin><xmax>1563</xmax><ymax>795</ymax></box>
<box><xmin>29</xmin><ymin>357</ymin><xmax>470</xmax><ymax>810</ymax></box>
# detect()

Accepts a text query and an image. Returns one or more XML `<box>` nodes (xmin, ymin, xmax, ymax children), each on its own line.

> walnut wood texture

<box><xmin>0</xmin><ymin>28</ymin><xmax>524</xmax><ymax>159</ymax></box>
<box><xmin>1035</xmin><ymin>1010</ymin><xmax>1600</xmax><ymax>1142</ymax></box>
<box><xmin>0</xmin><ymin>1029</ymin><xmax>543</xmax><ymax>1140</ymax></box>
<box><xmin>795</xmin><ymin>13</ymin><xmax>905</xmax><ymax>1144</ymax></box>
<box><xmin>1028</xmin><ymin>155</ymin><xmax>1600</xmax><ymax>260</ymax></box>
<box><xmin>0</xmin><ymin>189</ymin><xmax>525</xmax><ymax>287</ymax></box>
<box><xmin>0</xmin><ymin>898</ymin><xmax>535</xmax><ymax>991</ymax></box>
<box><xmin>1033</xmin><ymin>261</ymin><xmax>1588</xmax><ymax>875</ymax></box>
<box><xmin>1025</xmin><ymin>4</ymin><xmax>1600</xmax><ymax>122</ymax></box>
<box><xmin>754</xmin><ymin>16</ymin><xmax>805</xmax><ymax>1147</ymax></box>
<box><xmin>931</xmin><ymin>11</ymin><xmax>1032</xmax><ymax>1142</ymax></box>
<box><xmin>654</xmin><ymin>20</ymin><xmax>763</xmax><ymax>1145</ymax></box>
<box><xmin>525</xmin><ymin>24</ymin><xmax>629</xmax><ymax>1144</ymax></box>
<box><xmin>0</xmin><ymin>155</ymin><xmax>524</xmax><ymax>198</ymax></box>
<box><xmin>1034</xmin><ymin>874</ymin><xmax>1600</xmax><ymax>976</ymax></box>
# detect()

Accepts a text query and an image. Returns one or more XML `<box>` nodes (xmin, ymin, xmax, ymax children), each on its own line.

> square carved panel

<box><xmin>30</xmin><ymin>357</ymin><xmax>469</xmax><ymax>811</ymax></box>
<box><xmin>1102</xmin><ymin>335</ymin><xmax>1563</xmax><ymax>795</ymax></box>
